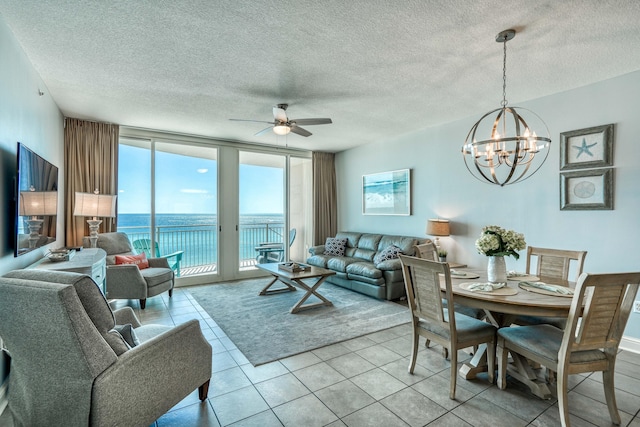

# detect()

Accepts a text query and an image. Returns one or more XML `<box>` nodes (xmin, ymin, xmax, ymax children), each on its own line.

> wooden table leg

<box><xmin>506</xmin><ymin>353</ymin><xmax>552</xmax><ymax>399</ymax></box>
<box><xmin>258</xmin><ymin>275</ymin><xmax>297</xmax><ymax>295</ymax></box>
<box><xmin>289</xmin><ymin>276</ymin><xmax>333</xmax><ymax>314</ymax></box>
<box><xmin>459</xmin><ymin>343</ymin><xmax>488</xmax><ymax>380</ymax></box>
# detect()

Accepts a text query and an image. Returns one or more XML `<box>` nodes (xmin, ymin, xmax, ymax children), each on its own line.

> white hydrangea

<box><xmin>475</xmin><ymin>225</ymin><xmax>526</xmax><ymax>259</ymax></box>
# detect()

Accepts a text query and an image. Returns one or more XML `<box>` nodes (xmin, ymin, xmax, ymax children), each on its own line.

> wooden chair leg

<box><xmin>449</xmin><ymin>344</ymin><xmax>457</xmax><ymax>400</ymax></box>
<box><xmin>603</xmin><ymin>368</ymin><xmax>621</xmax><ymax>425</ymax></box>
<box><xmin>408</xmin><ymin>330</ymin><xmax>419</xmax><ymax>374</ymax></box>
<box><xmin>198</xmin><ymin>379</ymin><xmax>210</xmax><ymax>401</ymax></box>
<box><xmin>139</xmin><ymin>299</ymin><xmax>146</xmax><ymax>309</ymax></box>
<box><xmin>425</xmin><ymin>338</ymin><xmax>431</xmax><ymax>348</ymax></box>
<box><xmin>497</xmin><ymin>338</ymin><xmax>508</xmax><ymax>390</ymax></box>
<box><xmin>557</xmin><ymin>367</ymin><xmax>571</xmax><ymax>427</ymax></box>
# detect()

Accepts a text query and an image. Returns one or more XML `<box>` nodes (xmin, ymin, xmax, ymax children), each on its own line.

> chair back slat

<box><xmin>400</xmin><ymin>255</ymin><xmax>451</xmax><ymax>327</ymax></box>
<box><xmin>413</xmin><ymin>241</ymin><xmax>437</xmax><ymax>261</ymax></box>
<box><xmin>565</xmin><ymin>272</ymin><xmax>640</xmax><ymax>353</ymax></box>
<box><xmin>526</xmin><ymin>246</ymin><xmax>587</xmax><ymax>284</ymax></box>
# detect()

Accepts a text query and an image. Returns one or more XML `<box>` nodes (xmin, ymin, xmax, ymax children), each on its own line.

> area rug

<box><xmin>189</xmin><ymin>278</ymin><xmax>411</xmax><ymax>366</ymax></box>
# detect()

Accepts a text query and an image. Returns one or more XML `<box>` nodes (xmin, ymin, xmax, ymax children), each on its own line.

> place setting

<box><xmin>457</xmin><ymin>281</ymin><xmax>518</xmax><ymax>295</ymax></box>
<box><xmin>517</xmin><ymin>281</ymin><xmax>574</xmax><ymax>297</ymax></box>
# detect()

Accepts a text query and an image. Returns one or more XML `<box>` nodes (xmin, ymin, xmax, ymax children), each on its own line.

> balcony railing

<box><xmin>117</xmin><ymin>222</ymin><xmax>285</xmax><ymax>276</ymax></box>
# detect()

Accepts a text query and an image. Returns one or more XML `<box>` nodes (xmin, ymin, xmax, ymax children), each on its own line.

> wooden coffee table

<box><xmin>256</xmin><ymin>263</ymin><xmax>336</xmax><ymax>314</ymax></box>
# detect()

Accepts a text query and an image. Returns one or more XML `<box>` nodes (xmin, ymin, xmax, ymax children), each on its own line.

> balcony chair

<box><xmin>256</xmin><ymin>228</ymin><xmax>296</xmax><ymax>264</ymax></box>
<box><xmin>0</xmin><ymin>269</ymin><xmax>212</xmax><ymax>427</ymax></box>
<box><xmin>399</xmin><ymin>254</ymin><xmax>496</xmax><ymax>400</ymax></box>
<box><xmin>497</xmin><ymin>271</ymin><xmax>640</xmax><ymax>427</ymax></box>
<box><xmin>132</xmin><ymin>238</ymin><xmax>184</xmax><ymax>277</ymax></box>
<box><xmin>84</xmin><ymin>232</ymin><xmax>174</xmax><ymax>309</ymax></box>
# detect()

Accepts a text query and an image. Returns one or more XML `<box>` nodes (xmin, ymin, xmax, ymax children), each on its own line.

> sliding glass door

<box><xmin>118</xmin><ymin>131</ymin><xmax>311</xmax><ymax>284</ymax></box>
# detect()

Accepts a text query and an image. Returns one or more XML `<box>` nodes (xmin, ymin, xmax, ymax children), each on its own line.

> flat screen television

<box><xmin>14</xmin><ymin>143</ymin><xmax>59</xmax><ymax>256</ymax></box>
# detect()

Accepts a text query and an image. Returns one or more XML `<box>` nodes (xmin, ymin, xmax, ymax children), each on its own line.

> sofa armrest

<box><xmin>91</xmin><ymin>320</ymin><xmax>212</xmax><ymax>426</ymax></box>
<box><xmin>308</xmin><ymin>245</ymin><xmax>326</xmax><ymax>256</ymax></box>
<box><xmin>112</xmin><ymin>307</ymin><xmax>142</xmax><ymax>328</ymax></box>
<box><xmin>148</xmin><ymin>257</ymin><xmax>171</xmax><ymax>269</ymax></box>
<box><xmin>376</xmin><ymin>258</ymin><xmax>402</xmax><ymax>271</ymax></box>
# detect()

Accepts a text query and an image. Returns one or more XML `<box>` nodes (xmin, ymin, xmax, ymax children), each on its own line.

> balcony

<box><xmin>117</xmin><ymin>222</ymin><xmax>286</xmax><ymax>277</ymax></box>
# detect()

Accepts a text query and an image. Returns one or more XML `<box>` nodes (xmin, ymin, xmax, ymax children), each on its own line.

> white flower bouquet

<box><xmin>475</xmin><ymin>225</ymin><xmax>526</xmax><ymax>260</ymax></box>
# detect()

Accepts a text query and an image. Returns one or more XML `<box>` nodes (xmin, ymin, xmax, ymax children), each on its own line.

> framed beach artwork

<box><xmin>362</xmin><ymin>169</ymin><xmax>411</xmax><ymax>215</ymax></box>
<box><xmin>560</xmin><ymin>123</ymin><xmax>614</xmax><ymax>170</ymax></box>
<box><xmin>560</xmin><ymin>168</ymin><xmax>613</xmax><ymax>210</ymax></box>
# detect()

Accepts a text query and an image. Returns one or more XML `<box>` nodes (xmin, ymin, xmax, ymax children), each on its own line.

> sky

<box><xmin>117</xmin><ymin>144</ymin><xmax>284</xmax><ymax>215</ymax></box>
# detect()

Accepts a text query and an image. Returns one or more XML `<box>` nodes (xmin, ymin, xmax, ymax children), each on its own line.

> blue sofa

<box><xmin>306</xmin><ymin>231</ymin><xmax>425</xmax><ymax>300</ymax></box>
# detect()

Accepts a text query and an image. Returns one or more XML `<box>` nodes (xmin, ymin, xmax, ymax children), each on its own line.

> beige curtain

<box><xmin>312</xmin><ymin>152</ymin><xmax>337</xmax><ymax>245</ymax></box>
<box><xmin>65</xmin><ymin>118</ymin><xmax>119</xmax><ymax>247</ymax></box>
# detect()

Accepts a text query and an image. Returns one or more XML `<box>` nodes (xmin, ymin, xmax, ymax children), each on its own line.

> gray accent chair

<box><xmin>0</xmin><ymin>269</ymin><xmax>212</xmax><ymax>427</ymax></box>
<box><xmin>84</xmin><ymin>232</ymin><xmax>174</xmax><ymax>309</ymax></box>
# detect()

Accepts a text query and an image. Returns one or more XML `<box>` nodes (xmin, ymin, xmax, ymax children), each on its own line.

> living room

<box><xmin>1</xmin><ymin>2</ymin><xmax>640</xmax><ymax>426</ymax></box>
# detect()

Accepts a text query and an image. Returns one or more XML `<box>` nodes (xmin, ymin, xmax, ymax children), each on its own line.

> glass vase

<box><xmin>487</xmin><ymin>256</ymin><xmax>507</xmax><ymax>283</ymax></box>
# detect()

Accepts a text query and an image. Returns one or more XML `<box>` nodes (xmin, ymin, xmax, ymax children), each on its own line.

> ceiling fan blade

<box><xmin>273</xmin><ymin>106</ymin><xmax>288</xmax><ymax>123</ymax></box>
<box><xmin>254</xmin><ymin>126</ymin><xmax>274</xmax><ymax>136</ymax></box>
<box><xmin>229</xmin><ymin>119</ymin><xmax>275</xmax><ymax>124</ymax></box>
<box><xmin>290</xmin><ymin>118</ymin><xmax>332</xmax><ymax>126</ymax></box>
<box><xmin>290</xmin><ymin>125</ymin><xmax>312</xmax><ymax>137</ymax></box>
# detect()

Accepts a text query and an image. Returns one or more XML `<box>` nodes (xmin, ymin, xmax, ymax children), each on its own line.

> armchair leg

<box><xmin>139</xmin><ymin>299</ymin><xmax>146</xmax><ymax>309</ymax></box>
<box><xmin>199</xmin><ymin>380</ymin><xmax>210</xmax><ymax>401</ymax></box>
<box><xmin>169</xmin><ymin>288</ymin><xmax>173</xmax><ymax>297</ymax></box>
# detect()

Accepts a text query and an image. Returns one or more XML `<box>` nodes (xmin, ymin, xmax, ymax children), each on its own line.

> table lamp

<box><xmin>426</xmin><ymin>218</ymin><xmax>450</xmax><ymax>252</ymax></box>
<box><xmin>73</xmin><ymin>190</ymin><xmax>117</xmax><ymax>248</ymax></box>
<box><xmin>19</xmin><ymin>187</ymin><xmax>58</xmax><ymax>248</ymax></box>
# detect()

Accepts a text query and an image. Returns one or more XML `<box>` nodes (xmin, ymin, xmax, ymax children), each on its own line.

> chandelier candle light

<box><xmin>462</xmin><ymin>29</ymin><xmax>551</xmax><ymax>186</ymax></box>
<box><xmin>475</xmin><ymin>225</ymin><xmax>526</xmax><ymax>283</ymax></box>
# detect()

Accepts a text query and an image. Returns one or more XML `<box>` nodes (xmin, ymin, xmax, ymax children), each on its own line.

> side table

<box><xmin>29</xmin><ymin>248</ymin><xmax>107</xmax><ymax>293</ymax></box>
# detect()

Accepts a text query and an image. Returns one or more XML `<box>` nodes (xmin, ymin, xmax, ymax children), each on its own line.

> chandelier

<box><xmin>462</xmin><ymin>29</ymin><xmax>551</xmax><ymax>186</ymax></box>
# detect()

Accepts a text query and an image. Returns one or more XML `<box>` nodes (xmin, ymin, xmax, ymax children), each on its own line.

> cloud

<box><xmin>197</xmin><ymin>168</ymin><xmax>208</xmax><ymax>174</ymax></box>
<box><xmin>181</xmin><ymin>189</ymin><xmax>208</xmax><ymax>194</ymax></box>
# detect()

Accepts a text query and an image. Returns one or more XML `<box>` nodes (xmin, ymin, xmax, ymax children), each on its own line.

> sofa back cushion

<box><xmin>378</xmin><ymin>235</ymin><xmax>418</xmax><ymax>255</ymax></box>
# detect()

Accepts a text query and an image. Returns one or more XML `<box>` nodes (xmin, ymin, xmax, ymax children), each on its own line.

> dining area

<box><xmin>400</xmin><ymin>226</ymin><xmax>640</xmax><ymax>427</ymax></box>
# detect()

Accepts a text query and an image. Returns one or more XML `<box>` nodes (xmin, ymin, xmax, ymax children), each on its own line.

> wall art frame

<box><xmin>362</xmin><ymin>169</ymin><xmax>411</xmax><ymax>215</ymax></box>
<box><xmin>560</xmin><ymin>168</ymin><xmax>613</xmax><ymax>210</ymax></box>
<box><xmin>560</xmin><ymin>123</ymin><xmax>614</xmax><ymax>170</ymax></box>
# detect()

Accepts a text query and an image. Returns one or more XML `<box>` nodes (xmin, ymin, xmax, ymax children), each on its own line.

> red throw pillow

<box><xmin>114</xmin><ymin>253</ymin><xmax>149</xmax><ymax>270</ymax></box>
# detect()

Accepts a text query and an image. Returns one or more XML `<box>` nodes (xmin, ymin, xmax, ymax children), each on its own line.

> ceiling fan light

<box><xmin>273</xmin><ymin>124</ymin><xmax>291</xmax><ymax>135</ymax></box>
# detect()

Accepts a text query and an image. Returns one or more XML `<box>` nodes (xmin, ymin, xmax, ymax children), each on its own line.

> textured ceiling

<box><xmin>2</xmin><ymin>0</ymin><xmax>640</xmax><ymax>152</ymax></box>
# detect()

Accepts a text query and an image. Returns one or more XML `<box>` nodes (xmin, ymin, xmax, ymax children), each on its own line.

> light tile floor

<box><xmin>3</xmin><ymin>286</ymin><xmax>639</xmax><ymax>427</ymax></box>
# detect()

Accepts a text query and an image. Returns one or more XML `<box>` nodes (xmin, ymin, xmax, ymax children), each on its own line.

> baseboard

<box><xmin>620</xmin><ymin>336</ymin><xmax>640</xmax><ymax>354</ymax></box>
<box><xmin>0</xmin><ymin>380</ymin><xmax>8</xmax><ymax>418</ymax></box>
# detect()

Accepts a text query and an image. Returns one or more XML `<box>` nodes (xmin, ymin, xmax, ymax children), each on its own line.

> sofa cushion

<box><xmin>358</xmin><ymin>234</ymin><xmax>383</xmax><ymax>251</ymax></box>
<box><xmin>378</xmin><ymin>235</ymin><xmax>418</xmax><ymax>255</ymax></box>
<box><xmin>307</xmin><ymin>254</ymin><xmax>332</xmax><ymax>268</ymax></box>
<box><xmin>140</xmin><ymin>268</ymin><xmax>174</xmax><ymax>288</ymax></box>
<box><xmin>376</xmin><ymin>258</ymin><xmax>402</xmax><ymax>271</ymax></box>
<box><xmin>324</xmin><ymin>237</ymin><xmax>348</xmax><ymax>256</ymax></box>
<box><xmin>335</xmin><ymin>232</ymin><xmax>362</xmax><ymax>249</ymax></box>
<box><xmin>373</xmin><ymin>245</ymin><xmax>403</xmax><ymax>264</ymax></box>
<box><xmin>346</xmin><ymin>261</ymin><xmax>382</xmax><ymax>279</ymax></box>
<box><xmin>353</xmin><ymin>248</ymin><xmax>376</xmax><ymax>262</ymax></box>
<box><xmin>327</xmin><ymin>256</ymin><xmax>360</xmax><ymax>273</ymax></box>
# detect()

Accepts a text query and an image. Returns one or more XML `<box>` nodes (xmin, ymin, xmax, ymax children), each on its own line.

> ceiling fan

<box><xmin>230</xmin><ymin>104</ymin><xmax>332</xmax><ymax>137</ymax></box>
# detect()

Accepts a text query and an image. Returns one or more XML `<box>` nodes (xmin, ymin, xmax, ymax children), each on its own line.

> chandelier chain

<box><xmin>501</xmin><ymin>38</ymin><xmax>508</xmax><ymax>107</ymax></box>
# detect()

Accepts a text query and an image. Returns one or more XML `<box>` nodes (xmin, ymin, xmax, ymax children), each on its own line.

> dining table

<box><xmin>441</xmin><ymin>267</ymin><xmax>576</xmax><ymax>399</ymax></box>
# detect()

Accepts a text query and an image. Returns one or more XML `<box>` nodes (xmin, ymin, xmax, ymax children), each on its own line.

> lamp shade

<box><xmin>73</xmin><ymin>192</ymin><xmax>117</xmax><ymax>218</ymax></box>
<box><xmin>273</xmin><ymin>124</ymin><xmax>291</xmax><ymax>135</ymax></box>
<box><xmin>426</xmin><ymin>219</ymin><xmax>450</xmax><ymax>236</ymax></box>
<box><xmin>19</xmin><ymin>191</ymin><xmax>58</xmax><ymax>216</ymax></box>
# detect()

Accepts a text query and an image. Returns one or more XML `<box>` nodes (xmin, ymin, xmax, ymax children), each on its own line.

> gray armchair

<box><xmin>84</xmin><ymin>232</ymin><xmax>174</xmax><ymax>309</ymax></box>
<box><xmin>0</xmin><ymin>269</ymin><xmax>212</xmax><ymax>427</ymax></box>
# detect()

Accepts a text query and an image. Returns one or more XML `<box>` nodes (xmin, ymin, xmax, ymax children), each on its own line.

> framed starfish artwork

<box><xmin>560</xmin><ymin>123</ymin><xmax>614</xmax><ymax>170</ymax></box>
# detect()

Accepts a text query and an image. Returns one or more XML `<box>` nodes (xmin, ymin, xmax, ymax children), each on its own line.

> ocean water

<box><xmin>117</xmin><ymin>213</ymin><xmax>284</xmax><ymax>267</ymax></box>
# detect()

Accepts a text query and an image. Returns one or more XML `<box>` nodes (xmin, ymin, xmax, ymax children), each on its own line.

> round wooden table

<box><xmin>445</xmin><ymin>269</ymin><xmax>575</xmax><ymax>399</ymax></box>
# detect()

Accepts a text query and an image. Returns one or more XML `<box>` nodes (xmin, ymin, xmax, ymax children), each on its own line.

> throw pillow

<box><xmin>114</xmin><ymin>253</ymin><xmax>149</xmax><ymax>269</ymax></box>
<box><xmin>374</xmin><ymin>244</ymin><xmax>403</xmax><ymax>264</ymax></box>
<box><xmin>114</xmin><ymin>323</ymin><xmax>140</xmax><ymax>348</ymax></box>
<box><xmin>324</xmin><ymin>237</ymin><xmax>348</xmax><ymax>257</ymax></box>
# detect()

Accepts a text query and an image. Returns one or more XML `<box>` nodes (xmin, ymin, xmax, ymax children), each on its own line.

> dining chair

<box><xmin>497</xmin><ymin>271</ymin><xmax>640</xmax><ymax>427</ymax></box>
<box><xmin>413</xmin><ymin>241</ymin><xmax>437</xmax><ymax>260</ymax></box>
<box><xmin>514</xmin><ymin>246</ymin><xmax>588</xmax><ymax>328</ymax></box>
<box><xmin>399</xmin><ymin>254</ymin><xmax>496</xmax><ymax>399</ymax></box>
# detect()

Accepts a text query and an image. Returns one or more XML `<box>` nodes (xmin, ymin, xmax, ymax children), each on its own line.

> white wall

<box><xmin>0</xmin><ymin>14</ymin><xmax>64</xmax><ymax>408</ymax></box>
<box><xmin>336</xmin><ymin>70</ymin><xmax>640</xmax><ymax>340</ymax></box>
